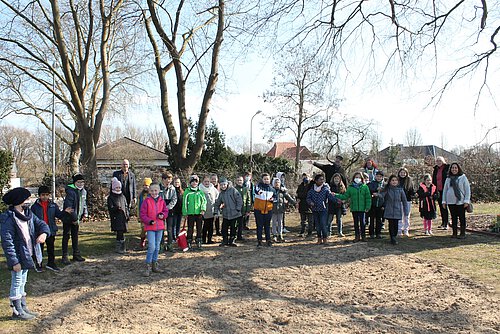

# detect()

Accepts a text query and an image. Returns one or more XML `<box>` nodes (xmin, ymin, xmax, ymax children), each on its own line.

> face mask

<box><xmin>76</xmin><ymin>185</ymin><xmax>84</xmax><ymax>190</ymax></box>
<box><xmin>354</xmin><ymin>178</ymin><xmax>361</xmax><ymax>184</ymax></box>
<box><xmin>303</xmin><ymin>178</ymin><xmax>309</xmax><ymax>183</ymax></box>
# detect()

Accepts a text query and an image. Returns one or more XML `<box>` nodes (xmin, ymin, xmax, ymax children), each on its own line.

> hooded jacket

<box><xmin>335</xmin><ymin>183</ymin><xmax>372</xmax><ymax>212</ymax></box>
<box><xmin>234</xmin><ymin>184</ymin><xmax>252</xmax><ymax>215</ymax></box>
<box><xmin>182</xmin><ymin>187</ymin><xmax>207</xmax><ymax>216</ymax></box>
<box><xmin>107</xmin><ymin>192</ymin><xmax>130</xmax><ymax>232</ymax></box>
<box><xmin>272</xmin><ymin>187</ymin><xmax>296</xmax><ymax>214</ymax></box>
<box><xmin>62</xmin><ymin>184</ymin><xmax>88</xmax><ymax>224</ymax></box>
<box><xmin>31</xmin><ymin>199</ymin><xmax>64</xmax><ymax>235</ymax></box>
<box><xmin>139</xmin><ymin>196</ymin><xmax>168</xmax><ymax>232</ymax></box>
<box><xmin>199</xmin><ymin>183</ymin><xmax>219</xmax><ymax>219</ymax></box>
<box><xmin>306</xmin><ymin>183</ymin><xmax>336</xmax><ymax>212</ymax></box>
<box><xmin>215</xmin><ymin>185</ymin><xmax>243</xmax><ymax>220</ymax></box>
<box><xmin>160</xmin><ymin>183</ymin><xmax>178</xmax><ymax>211</ymax></box>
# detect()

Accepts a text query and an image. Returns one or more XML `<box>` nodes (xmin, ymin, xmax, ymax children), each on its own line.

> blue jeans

<box><xmin>10</xmin><ymin>269</ymin><xmax>28</xmax><ymax>300</ymax></box>
<box><xmin>254</xmin><ymin>210</ymin><xmax>272</xmax><ymax>241</ymax></box>
<box><xmin>146</xmin><ymin>230</ymin><xmax>163</xmax><ymax>263</ymax></box>
<box><xmin>352</xmin><ymin>211</ymin><xmax>366</xmax><ymax>238</ymax></box>
<box><xmin>313</xmin><ymin>210</ymin><xmax>329</xmax><ymax>238</ymax></box>
<box><xmin>327</xmin><ymin>207</ymin><xmax>343</xmax><ymax>236</ymax></box>
<box><xmin>171</xmin><ymin>214</ymin><xmax>182</xmax><ymax>239</ymax></box>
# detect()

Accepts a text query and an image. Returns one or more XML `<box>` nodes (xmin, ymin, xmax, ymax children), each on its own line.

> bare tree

<box><xmin>143</xmin><ymin>0</ymin><xmax>225</xmax><ymax>175</ymax></box>
<box><xmin>404</xmin><ymin>128</ymin><xmax>423</xmax><ymax>147</ymax></box>
<box><xmin>264</xmin><ymin>44</ymin><xmax>339</xmax><ymax>171</ymax></box>
<box><xmin>0</xmin><ymin>1</ymin><xmax>144</xmax><ymax>177</ymax></box>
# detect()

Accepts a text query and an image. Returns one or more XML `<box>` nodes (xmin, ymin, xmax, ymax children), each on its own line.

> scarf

<box><xmin>448</xmin><ymin>175</ymin><xmax>462</xmax><ymax>200</ymax></box>
<box><xmin>9</xmin><ymin>207</ymin><xmax>42</xmax><ymax>263</ymax></box>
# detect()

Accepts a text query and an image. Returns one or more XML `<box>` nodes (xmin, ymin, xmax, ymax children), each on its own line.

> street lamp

<box><xmin>249</xmin><ymin>110</ymin><xmax>262</xmax><ymax>173</ymax></box>
<box><xmin>51</xmin><ymin>64</ymin><xmax>57</xmax><ymax>201</ymax></box>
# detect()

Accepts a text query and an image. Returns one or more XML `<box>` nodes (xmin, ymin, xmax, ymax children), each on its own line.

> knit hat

<box><xmin>2</xmin><ymin>187</ymin><xmax>32</xmax><ymax>206</ymax></box>
<box><xmin>111</xmin><ymin>177</ymin><xmax>122</xmax><ymax>191</ymax></box>
<box><xmin>219</xmin><ymin>177</ymin><xmax>228</xmax><ymax>185</ymax></box>
<box><xmin>143</xmin><ymin>177</ymin><xmax>153</xmax><ymax>186</ymax></box>
<box><xmin>72</xmin><ymin>174</ymin><xmax>84</xmax><ymax>183</ymax></box>
<box><xmin>38</xmin><ymin>185</ymin><xmax>51</xmax><ymax>195</ymax></box>
<box><xmin>189</xmin><ymin>175</ymin><xmax>200</xmax><ymax>184</ymax></box>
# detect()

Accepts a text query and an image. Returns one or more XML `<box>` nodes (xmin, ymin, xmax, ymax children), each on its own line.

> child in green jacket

<box><xmin>182</xmin><ymin>175</ymin><xmax>207</xmax><ymax>250</ymax></box>
<box><xmin>333</xmin><ymin>172</ymin><xmax>371</xmax><ymax>242</ymax></box>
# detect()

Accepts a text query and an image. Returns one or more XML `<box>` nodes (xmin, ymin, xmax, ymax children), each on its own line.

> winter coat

<box><xmin>160</xmin><ymin>183</ymin><xmax>178</xmax><ymax>211</ymax></box>
<box><xmin>442</xmin><ymin>174</ymin><xmax>471</xmax><ymax>205</ymax></box>
<box><xmin>335</xmin><ymin>183</ymin><xmax>372</xmax><ymax>212</ymax></box>
<box><xmin>378</xmin><ymin>186</ymin><xmax>409</xmax><ymax>220</ymax></box>
<box><xmin>215</xmin><ymin>186</ymin><xmax>243</xmax><ymax>220</ymax></box>
<box><xmin>253</xmin><ymin>183</ymin><xmax>276</xmax><ymax>214</ymax></box>
<box><xmin>31</xmin><ymin>199</ymin><xmax>64</xmax><ymax>236</ymax></box>
<box><xmin>182</xmin><ymin>187</ymin><xmax>207</xmax><ymax>216</ymax></box>
<box><xmin>107</xmin><ymin>192</ymin><xmax>130</xmax><ymax>232</ymax></box>
<box><xmin>432</xmin><ymin>164</ymin><xmax>450</xmax><ymax>192</ymax></box>
<box><xmin>306</xmin><ymin>183</ymin><xmax>336</xmax><ymax>213</ymax></box>
<box><xmin>139</xmin><ymin>196</ymin><xmax>168</xmax><ymax>232</ymax></box>
<box><xmin>62</xmin><ymin>184</ymin><xmax>88</xmax><ymax>225</ymax></box>
<box><xmin>234</xmin><ymin>185</ymin><xmax>252</xmax><ymax>215</ymax></box>
<box><xmin>368</xmin><ymin>180</ymin><xmax>385</xmax><ymax>208</ymax></box>
<box><xmin>199</xmin><ymin>183</ymin><xmax>219</xmax><ymax>219</ymax></box>
<box><xmin>364</xmin><ymin>167</ymin><xmax>378</xmax><ymax>183</ymax></box>
<box><xmin>398</xmin><ymin>176</ymin><xmax>416</xmax><ymax>202</ymax></box>
<box><xmin>417</xmin><ymin>183</ymin><xmax>438</xmax><ymax>220</ymax></box>
<box><xmin>0</xmin><ymin>209</ymin><xmax>50</xmax><ymax>270</ymax></box>
<box><xmin>296</xmin><ymin>181</ymin><xmax>312</xmax><ymax>213</ymax></box>
<box><xmin>172</xmin><ymin>187</ymin><xmax>183</xmax><ymax>215</ymax></box>
<box><xmin>112</xmin><ymin>169</ymin><xmax>137</xmax><ymax>204</ymax></box>
<box><xmin>137</xmin><ymin>190</ymin><xmax>149</xmax><ymax>216</ymax></box>
<box><xmin>272</xmin><ymin>188</ymin><xmax>296</xmax><ymax>214</ymax></box>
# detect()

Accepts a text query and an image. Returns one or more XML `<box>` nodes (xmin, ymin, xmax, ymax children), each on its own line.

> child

<box><xmin>333</xmin><ymin>172</ymin><xmax>372</xmax><ymax>242</ymax></box>
<box><xmin>61</xmin><ymin>174</ymin><xmax>88</xmax><ymax>264</ymax></box>
<box><xmin>329</xmin><ymin>173</ymin><xmax>346</xmax><ymax>237</ymax></box>
<box><xmin>172</xmin><ymin>177</ymin><xmax>184</xmax><ymax>240</ymax></box>
<box><xmin>275</xmin><ymin>172</ymin><xmax>290</xmax><ymax>233</ymax></box>
<box><xmin>1</xmin><ymin>187</ymin><xmax>50</xmax><ymax>320</ymax></box>
<box><xmin>398</xmin><ymin>167</ymin><xmax>415</xmax><ymax>237</ymax></box>
<box><xmin>31</xmin><ymin>185</ymin><xmax>65</xmax><ymax>272</ymax></box>
<box><xmin>135</xmin><ymin>177</ymin><xmax>152</xmax><ymax>250</ymax></box>
<box><xmin>210</xmin><ymin>174</ymin><xmax>221</xmax><ymax>236</ymax></box>
<box><xmin>253</xmin><ymin>173</ymin><xmax>276</xmax><ymax>247</ymax></box>
<box><xmin>367</xmin><ymin>171</ymin><xmax>385</xmax><ymax>239</ymax></box>
<box><xmin>417</xmin><ymin>174</ymin><xmax>438</xmax><ymax>235</ymax></box>
<box><xmin>377</xmin><ymin>175</ymin><xmax>409</xmax><ymax>245</ymax></box>
<box><xmin>307</xmin><ymin>173</ymin><xmax>337</xmax><ymax>245</ymax></box>
<box><xmin>215</xmin><ymin>177</ymin><xmax>243</xmax><ymax>246</ymax></box>
<box><xmin>296</xmin><ymin>173</ymin><xmax>313</xmax><ymax>237</ymax></box>
<box><xmin>139</xmin><ymin>183</ymin><xmax>168</xmax><ymax>277</ymax></box>
<box><xmin>234</xmin><ymin>176</ymin><xmax>252</xmax><ymax>241</ymax></box>
<box><xmin>271</xmin><ymin>178</ymin><xmax>295</xmax><ymax>242</ymax></box>
<box><xmin>182</xmin><ymin>175</ymin><xmax>207</xmax><ymax>250</ymax></box>
<box><xmin>200</xmin><ymin>175</ymin><xmax>219</xmax><ymax>244</ymax></box>
<box><xmin>108</xmin><ymin>177</ymin><xmax>130</xmax><ymax>254</ymax></box>
<box><xmin>160</xmin><ymin>172</ymin><xmax>178</xmax><ymax>252</ymax></box>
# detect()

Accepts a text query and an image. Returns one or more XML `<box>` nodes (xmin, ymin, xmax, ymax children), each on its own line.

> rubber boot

<box><xmin>21</xmin><ymin>297</ymin><xmax>38</xmax><ymax>317</ymax></box>
<box><xmin>10</xmin><ymin>299</ymin><xmax>35</xmax><ymax>320</ymax></box>
<box><xmin>143</xmin><ymin>263</ymin><xmax>152</xmax><ymax>277</ymax></box>
<box><xmin>152</xmin><ymin>262</ymin><xmax>164</xmax><ymax>273</ymax></box>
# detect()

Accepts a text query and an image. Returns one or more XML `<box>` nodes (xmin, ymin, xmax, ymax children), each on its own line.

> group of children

<box><xmin>1</xmin><ymin>158</ymin><xmax>472</xmax><ymax>320</ymax></box>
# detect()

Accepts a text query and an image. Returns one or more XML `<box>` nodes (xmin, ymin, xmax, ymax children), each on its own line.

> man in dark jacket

<box><xmin>112</xmin><ymin>159</ymin><xmax>137</xmax><ymax>209</ymax></box>
<box><xmin>432</xmin><ymin>156</ymin><xmax>450</xmax><ymax>229</ymax></box>
<box><xmin>313</xmin><ymin>155</ymin><xmax>347</xmax><ymax>186</ymax></box>
<box><xmin>61</xmin><ymin>174</ymin><xmax>88</xmax><ymax>264</ymax></box>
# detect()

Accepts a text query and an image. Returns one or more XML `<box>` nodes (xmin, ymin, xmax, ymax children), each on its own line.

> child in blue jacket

<box><xmin>1</xmin><ymin>187</ymin><xmax>50</xmax><ymax>320</ymax></box>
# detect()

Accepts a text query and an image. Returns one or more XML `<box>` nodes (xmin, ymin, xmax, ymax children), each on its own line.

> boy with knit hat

<box><xmin>182</xmin><ymin>175</ymin><xmax>207</xmax><ymax>250</ymax></box>
<box><xmin>1</xmin><ymin>187</ymin><xmax>50</xmax><ymax>320</ymax></box>
<box><xmin>61</xmin><ymin>174</ymin><xmax>88</xmax><ymax>264</ymax></box>
<box><xmin>31</xmin><ymin>185</ymin><xmax>66</xmax><ymax>272</ymax></box>
<box><xmin>135</xmin><ymin>177</ymin><xmax>152</xmax><ymax>250</ymax></box>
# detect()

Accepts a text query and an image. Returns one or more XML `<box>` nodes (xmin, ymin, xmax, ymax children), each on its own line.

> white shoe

<box><xmin>428</xmin><ymin>230</ymin><xmax>433</xmax><ymax>235</ymax></box>
<box><xmin>424</xmin><ymin>230</ymin><xmax>430</xmax><ymax>235</ymax></box>
<box><xmin>283</xmin><ymin>228</ymin><xmax>290</xmax><ymax>233</ymax></box>
<box><xmin>403</xmin><ymin>231</ymin><xmax>410</xmax><ymax>237</ymax></box>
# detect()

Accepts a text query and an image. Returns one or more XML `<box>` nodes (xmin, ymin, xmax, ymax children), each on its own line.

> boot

<box><xmin>390</xmin><ymin>236</ymin><xmax>398</xmax><ymax>245</ymax></box>
<box><xmin>166</xmin><ymin>242</ymin><xmax>174</xmax><ymax>252</ymax></box>
<box><xmin>10</xmin><ymin>299</ymin><xmax>35</xmax><ymax>320</ymax></box>
<box><xmin>316</xmin><ymin>237</ymin><xmax>322</xmax><ymax>245</ymax></box>
<box><xmin>451</xmin><ymin>226</ymin><xmax>458</xmax><ymax>238</ymax></box>
<box><xmin>196</xmin><ymin>238</ymin><xmax>202</xmax><ymax>249</ymax></box>
<box><xmin>353</xmin><ymin>235</ymin><xmax>360</xmax><ymax>243</ymax></box>
<box><xmin>21</xmin><ymin>296</ymin><xmax>38</xmax><ymax>317</ymax></box>
<box><xmin>72</xmin><ymin>254</ymin><xmax>85</xmax><ymax>262</ymax></box>
<box><xmin>116</xmin><ymin>240</ymin><xmax>124</xmax><ymax>254</ymax></box>
<box><xmin>121</xmin><ymin>239</ymin><xmax>127</xmax><ymax>253</ymax></box>
<box><xmin>322</xmin><ymin>238</ymin><xmax>328</xmax><ymax>245</ymax></box>
<box><xmin>257</xmin><ymin>240</ymin><xmax>262</xmax><ymax>247</ymax></box>
<box><xmin>152</xmin><ymin>262</ymin><xmax>164</xmax><ymax>273</ymax></box>
<box><xmin>266</xmin><ymin>240</ymin><xmax>272</xmax><ymax>247</ymax></box>
<box><xmin>61</xmin><ymin>255</ymin><xmax>71</xmax><ymax>265</ymax></box>
<box><xmin>187</xmin><ymin>239</ymin><xmax>193</xmax><ymax>250</ymax></box>
<box><xmin>143</xmin><ymin>263</ymin><xmax>152</xmax><ymax>277</ymax></box>
<box><xmin>361</xmin><ymin>235</ymin><xmax>367</xmax><ymax>242</ymax></box>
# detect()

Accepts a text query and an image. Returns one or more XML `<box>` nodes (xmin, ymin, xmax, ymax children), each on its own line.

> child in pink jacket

<box><xmin>139</xmin><ymin>183</ymin><xmax>168</xmax><ymax>277</ymax></box>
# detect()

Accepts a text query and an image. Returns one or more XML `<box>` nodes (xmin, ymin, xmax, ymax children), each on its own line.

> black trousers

<box><xmin>368</xmin><ymin>207</ymin><xmax>384</xmax><ymax>236</ymax></box>
<box><xmin>62</xmin><ymin>223</ymin><xmax>80</xmax><ymax>256</ymax></box>
<box><xmin>222</xmin><ymin>218</ymin><xmax>238</xmax><ymax>244</ymax></box>
<box><xmin>388</xmin><ymin>219</ymin><xmax>399</xmax><ymax>238</ymax></box>
<box><xmin>187</xmin><ymin>215</ymin><xmax>203</xmax><ymax>241</ymax></box>
<box><xmin>448</xmin><ymin>204</ymin><xmax>466</xmax><ymax>235</ymax></box>
<box><xmin>202</xmin><ymin>217</ymin><xmax>214</xmax><ymax>243</ymax></box>
<box><xmin>41</xmin><ymin>235</ymin><xmax>56</xmax><ymax>265</ymax></box>
<box><xmin>437</xmin><ymin>192</ymin><xmax>449</xmax><ymax>227</ymax></box>
<box><xmin>236</xmin><ymin>215</ymin><xmax>244</xmax><ymax>239</ymax></box>
<box><xmin>214</xmin><ymin>216</ymin><xmax>221</xmax><ymax>234</ymax></box>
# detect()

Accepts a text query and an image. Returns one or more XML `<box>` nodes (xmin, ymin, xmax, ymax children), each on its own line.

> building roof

<box><xmin>266</xmin><ymin>142</ymin><xmax>313</xmax><ymax>160</ymax></box>
<box><xmin>266</xmin><ymin>142</ymin><xmax>297</xmax><ymax>158</ymax></box>
<box><xmin>96</xmin><ymin>137</ymin><xmax>169</xmax><ymax>163</ymax></box>
<box><xmin>378</xmin><ymin>144</ymin><xmax>459</xmax><ymax>162</ymax></box>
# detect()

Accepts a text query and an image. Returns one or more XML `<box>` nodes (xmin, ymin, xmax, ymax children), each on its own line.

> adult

<box><xmin>442</xmin><ymin>162</ymin><xmax>471</xmax><ymax>239</ymax></box>
<box><xmin>112</xmin><ymin>159</ymin><xmax>137</xmax><ymax>209</ymax></box>
<box><xmin>363</xmin><ymin>158</ymin><xmax>379</xmax><ymax>183</ymax></box>
<box><xmin>313</xmin><ymin>155</ymin><xmax>347</xmax><ymax>186</ymax></box>
<box><xmin>432</xmin><ymin>156</ymin><xmax>450</xmax><ymax>229</ymax></box>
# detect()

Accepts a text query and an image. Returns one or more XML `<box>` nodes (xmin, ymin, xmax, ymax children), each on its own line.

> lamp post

<box><xmin>249</xmin><ymin>110</ymin><xmax>262</xmax><ymax>173</ymax></box>
<box><xmin>51</xmin><ymin>64</ymin><xmax>56</xmax><ymax>201</ymax></box>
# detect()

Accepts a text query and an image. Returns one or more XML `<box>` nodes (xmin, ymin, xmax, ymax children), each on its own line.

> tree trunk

<box><xmin>69</xmin><ymin>142</ymin><xmax>81</xmax><ymax>175</ymax></box>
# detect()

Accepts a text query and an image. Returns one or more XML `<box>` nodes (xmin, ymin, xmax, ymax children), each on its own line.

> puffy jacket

<box><xmin>272</xmin><ymin>188</ymin><xmax>296</xmax><ymax>214</ymax></box>
<box><xmin>378</xmin><ymin>186</ymin><xmax>409</xmax><ymax>220</ymax></box>
<box><xmin>107</xmin><ymin>192</ymin><xmax>130</xmax><ymax>232</ymax></box>
<box><xmin>253</xmin><ymin>183</ymin><xmax>276</xmax><ymax>214</ymax></box>
<box><xmin>234</xmin><ymin>185</ymin><xmax>252</xmax><ymax>215</ymax></box>
<box><xmin>1</xmin><ymin>209</ymin><xmax>50</xmax><ymax>270</ymax></box>
<box><xmin>306</xmin><ymin>183</ymin><xmax>336</xmax><ymax>212</ymax></box>
<box><xmin>182</xmin><ymin>187</ymin><xmax>207</xmax><ymax>216</ymax></box>
<box><xmin>199</xmin><ymin>183</ymin><xmax>219</xmax><ymax>219</ymax></box>
<box><xmin>215</xmin><ymin>186</ymin><xmax>243</xmax><ymax>220</ymax></box>
<box><xmin>442</xmin><ymin>174</ymin><xmax>471</xmax><ymax>205</ymax></box>
<box><xmin>31</xmin><ymin>199</ymin><xmax>64</xmax><ymax>236</ymax></box>
<box><xmin>62</xmin><ymin>184</ymin><xmax>88</xmax><ymax>224</ymax></box>
<box><xmin>335</xmin><ymin>183</ymin><xmax>372</xmax><ymax>212</ymax></box>
<box><xmin>139</xmin><ymin>196</ymin><xmax>168</xmax><ymax>232</ymax></box>
<box><xmin>160</xmin><ymin>183</ymin><xmax>178</xmax><ymax>211</ymax></box>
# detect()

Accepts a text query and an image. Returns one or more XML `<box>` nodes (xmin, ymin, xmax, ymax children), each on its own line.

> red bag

<box><xmin>177</xmin><ymin>228</ymin><xmax>189</xmax><ymax>252</ymax></box>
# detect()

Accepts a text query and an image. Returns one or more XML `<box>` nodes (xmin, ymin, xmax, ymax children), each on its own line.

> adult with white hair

<box><xmin>432</xmin><ymin>156</ymin><xmax>450</xmax><ymax>229</ymax></box>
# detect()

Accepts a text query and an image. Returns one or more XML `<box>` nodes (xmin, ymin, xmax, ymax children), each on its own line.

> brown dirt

<box><xmin>13</xmin><ymin>215</ymin><xmax>497</xmax><ymax>334</ymax></box>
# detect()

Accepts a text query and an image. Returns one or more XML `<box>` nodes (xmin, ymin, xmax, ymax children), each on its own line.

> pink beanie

<box><xmin>111</xmin><ymin>177</ymin><xmax>122</xmax><ymax>193</ymax></box>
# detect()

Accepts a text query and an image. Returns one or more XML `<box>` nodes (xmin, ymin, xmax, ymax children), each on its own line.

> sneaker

<box><xmin>338</xmin><ymin>233</ymin><xmax>345</xmax><ymax>237</ymax></box>
<box><xmin>424</xmin><ymin>230</ymin><xmax>430</xmax><ymax>235</ymax></box>
<box><xmin>403</xmin><ymin>231</ymin><xmax>410</xmax><ymax>237</ymax></box>
<box><xmin>34</xmin><ymin>265</ymin><xmax>43</xmax><ymax>273</ymax></box>
<box><xmin>266</xmin><ymin>240</ymin><xmax>272</xmax><ymax>247</ymax></box>
<box><xmin>428</xmin><ymin>230</ymin><xmax>433</xmax><ymax>235</ymax></box>
<box><xmin>257</xmin><ymin>241</ymin><xmax>262</xmax><ymax>248</ymax></box>
<box><xmin>228</xmin><ymin>243</ymin><xmax>238</xmax><ymax>247</ymax></box>
<box><xmin>72</xmin><ymin>255</ymin><xmax>86</xmax><ymax>262</ymax></box>
<box><xmin>46</xmin><ymin>263</ymin><xmax>61</xmax><ymax>272</ymax></box>
<box><xmin>282</xmin><ymin>228</ymin><xmax>290</xmax><ymax>233</ymax></box>
<box><xmin>61</xmin><ymin>256</ymin><xmax>71</xmax><ymax>265</ymax></box>
<box><xmin>297</xmin><ymin>233</ymin><xmax>304</xmax><ymax>237</ymax></box>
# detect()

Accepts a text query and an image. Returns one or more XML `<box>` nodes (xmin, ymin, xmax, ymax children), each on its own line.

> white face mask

<box><xmin>354</xmin><ymin>178</ymin><xmax>361</xmax><ymax>184</ymax></box>
<box><xmin>76</xmin><ymin>185</ymin><xmax>84</xmax><ymax>190</ymax></box>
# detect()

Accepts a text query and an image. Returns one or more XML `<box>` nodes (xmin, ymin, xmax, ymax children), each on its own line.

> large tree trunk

<box><xmin>69</xmin><ymin>142</ymin><xmax>81</xmax><ymax>175</ymax></box>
